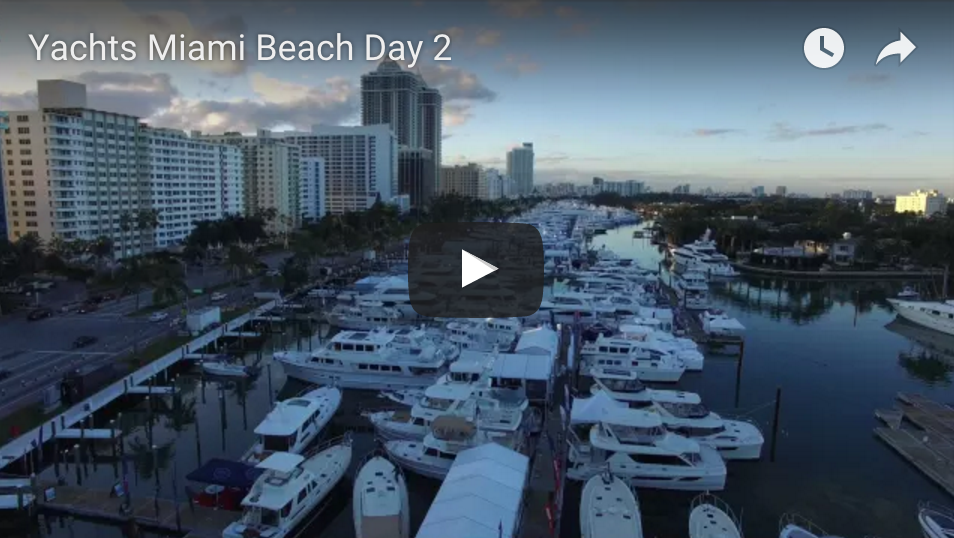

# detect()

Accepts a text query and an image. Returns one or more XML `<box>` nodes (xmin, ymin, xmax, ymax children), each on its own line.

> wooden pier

<box><xmin>875</xmin><ymin>393</ymin><xmax>954</xmax><ymax>498</ymax></box>
<box><xmin>36</xmin><ymin>483</ymin><xmax>237</xmax><ymax>538</ymax></box>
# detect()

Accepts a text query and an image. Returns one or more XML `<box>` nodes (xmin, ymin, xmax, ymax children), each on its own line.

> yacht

<box><xmin>590</xmin><ymin>369</ymin><xmax>763</xmax><ymax>460</ymax></box>
<box><xmin>673</xmin><ymin>272</ymin><xmax>711</xmax><ymax>310</ymax></box>
<box><xmin>897</xmin><ymin>286</ymin><xmax>921</xmax><ymax>300</ymax></box>
<box><xmin>386</xmin><ymin>413</ymin><xmax>528</xmax><ymax>480</ymax></box>
<box><xmin>580</xmin><ymin>472</ymin><xmax>643</xmax><ymax>538</ymax></box>
<box><xmin>700</xmin><ymin>311</ymin><xmax>746</xmax><ymax>341</ymax></box>
<box><xmin>445</xmin><ymin>317</ymin><xmax>522</xmax><ymax>352</ymax></box>
<box><xmin>581</xmin><ymin>335</ymin><xmax>687</xmax><ymax>382</ymax></box>
<box><xmin>689</xmin><ymin>493</ymin><xmax>743</xmax><ymax>538</ymax></box>
<box><xmin>329</xmin><ymin>300</ymin><xmax>409</xmax><ymax>331</ymax></box>
<box><xmin>887</xmin><ymin>299</ymin><xmax>954</xmax><ymax>337</ymax></box>
<box><xmin>353</xmin><ymin>276</ymin><xmax>430</xmax><ymax>317</ymax></box>
<box><xmin>242</xmin><ymin>387</ymin><xmax>342</xmax><ymax>464</ymax></box>
<box><xmin>671</xmin><ymin>230</ymin><xmax>738</xmax><ymax>278</ymax></box>
<box><xmin>353</xmin><ymin>453</ymin><xmax>410</xmax><ymax>538</ymax></box>
<box><xmin>778</xmin><ymin>513</ymin><xmax>844</xmax><ymax>538</ymax></box>
<box><xmin>202</xmin><ymin>361</ymin><xmax>251</xmax><ymax>378</ymax></box>
<box><xmin>618</xmin><ymin>324</ymin><xmax>704</xmax><ymax>371</ymax></box>
<box><xmin>274</xmin><ymin>328</ymin><xmax>458</xmax><ymax>391</ymax></box>
<box><xmin>919</xmin><ymin>502</ymin><xmax>954</xmax><ymax>538</ymax></box>
<box><xmin>368</xmin><ymin>383</ymin><xmax>529</xmax><ymax>441</ymax></box>
<box><xmin>222</xmin><ymin>436</ymin><xmax>353</xmax><ymax>538</ymax></box>
<box><xmin>567</xmin><ymin>407</ymin><xmax>727</xmax><ymax>491</ymax></box>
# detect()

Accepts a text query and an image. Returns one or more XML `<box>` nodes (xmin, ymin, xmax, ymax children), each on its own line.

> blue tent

<box><xmin>185</xmin><ymin>458</ymin><xmax>264</xmax><ymax>489</ymax></box>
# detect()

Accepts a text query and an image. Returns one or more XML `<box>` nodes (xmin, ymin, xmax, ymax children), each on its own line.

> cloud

<box><xmin>444</xmin><ymin>103</ymin><xmax>475</xmax><ymax>127</ymax></box>
<box><xmin>693</xmin><ymin>128</ymin><xmax>742</xmax><ymax>137</ymax></box>
<box><xmin>848</xmin><ymin>73</ymin><xmax>892</xmax><ymax>86</ymax></box>
<box><xmin>561</xmin><ymin>22</ymin><xmax>596</xmax><ymax>36</ymax></box>
<box><xmin>417</xmin><ymin>65</ymin><xmax>497</xmax><ymax>102</ymax></box>
<box><xmin>555</xmin><ymin>6</ymin><xmax>581</xmax><ymax>18</ymax></box>
<box><xmin>497</xmin><ymin>54</ymin><xmax>541</xmax><ymax>76</ymax></box>
<box><xmin>769</xmin><ymin>122</ymin><xmax>891</xmax><ymax>141</ymax></box>
<box><xmin>433</xmin><ymin>26</ymin><xmax>466</xmax><ymax>42</ymax></box>
<box><xmin>0</xmin><ymin>71</ymin><xmax>179</xmax><ymax>117</ymax></box>
<box><xmin>537</xmin><ymin>151</ymin><xmax>571</xmax><ymax>165</ymax></box>
<box><xmin>489</xmin><ymin>0</ymin><xmax>546</xmax><ymax>18</ymax></box>
<box><xmin>475</xmin><ymin>29</ymin><xmax>503</xmax><ymax>47</ymax></box>
<box><xmin>5</xmin><ymin>0</ymin><xmax>250</xmax><ymax>77</ymax></box>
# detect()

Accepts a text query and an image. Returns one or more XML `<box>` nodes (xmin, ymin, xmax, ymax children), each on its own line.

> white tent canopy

<box><xmin>415</xmin><ymin>443</ymin><xmax>529</xmax><ymax>538</ymax></box>
<box><xmin>458</xmin><ymin>350</ymin><xmax>554</xmax><ymax>382</ymax></box>
<box><xmin>570</xmin><ymin>391</ymin><xmax>626</xmax><ymax>425</ymax></box>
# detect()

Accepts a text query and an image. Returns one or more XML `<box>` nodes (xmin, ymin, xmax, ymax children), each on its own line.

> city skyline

<box><xmin>1</xmin><ymin>0</ymin><xmax>952</xmax><ymax>194</ymax></box>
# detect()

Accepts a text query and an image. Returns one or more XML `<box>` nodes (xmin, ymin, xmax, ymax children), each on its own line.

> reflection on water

<box><xmin>886</xmin><ymin>319</ymin><xmax>954</xmax><ymax>386</ymax></box>
<box><xmin>17</xmin><ymin>224</ymin><xmax>953</xmax><ymax>538</ymax></box>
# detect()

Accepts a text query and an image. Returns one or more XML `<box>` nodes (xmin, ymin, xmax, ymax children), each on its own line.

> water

<box><xmin>16</xmin><ymin>224</ymin><xmax>953</xmax><ymax>538</ymax></box>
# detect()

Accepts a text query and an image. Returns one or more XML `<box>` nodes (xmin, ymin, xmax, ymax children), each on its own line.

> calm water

<box><xmin>17</xmin><ymin>224</ymin><xmax>953</xmax><ymax>538</ymax></box>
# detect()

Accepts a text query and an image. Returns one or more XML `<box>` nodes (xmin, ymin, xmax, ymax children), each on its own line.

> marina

<box><xmin>0</xmin><ymin>205</ymin><xmax>950</xmax><ymax>538</ymax></box>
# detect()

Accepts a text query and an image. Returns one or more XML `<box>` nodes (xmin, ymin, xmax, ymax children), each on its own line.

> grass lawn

<box><xmin>0</xmin><ymin>403</ymin><xmax>64</xmax><ymax>445</ymax></box>
<box><xmin>126</xmin><ymin>281</ymin><xmax>241</xmax><ymax>318</ymax></box>
<box><xmin>121</xmin><ymin>335</ymin><xmax>194</xmax><ymax>368</ymax></box>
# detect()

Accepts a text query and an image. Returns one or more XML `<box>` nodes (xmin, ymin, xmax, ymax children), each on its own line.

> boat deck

<box><xmin>874</xmin><ymin>393</ymin><xmax>954</xmax><ymax>498</ymax></box>
<box><xmin>37</xmin><ymin>484</ymin><xmax>237</xmax><ymax>537</ymax></box>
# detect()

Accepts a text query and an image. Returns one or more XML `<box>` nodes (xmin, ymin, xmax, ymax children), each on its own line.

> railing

<box><xmin>302</xmin><ymin>432</ymin><xmax>353</xmax><ymax>459</ymax></box>
<box><xmin>691</xmin><ymin>493</ymin><xmax>744</xmax><ymax>538</ymax></box>
<box><xmin>779</xmin><ymin>512</ymin><xmax>828</xmax><ymax>537</ymax></box>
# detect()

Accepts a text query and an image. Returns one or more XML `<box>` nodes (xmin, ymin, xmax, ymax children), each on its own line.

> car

<box><xmin>77</xmin><ymin>302</ymin><xmax>99</xmax><ymax>314</ymax></box>
<box><xmin>211</xmin><ymin>292</ymin><xmax>227</xmax><ymax>302</ymax></box>
<box><xmin>27</xmin><ymin>308</ymin><xmax>53</xmax><ymax>321</ymax></box>
<box><xmin>100</xmin><ymin>292</ymin><xmax>117</xmax><ymax>301</ymax></box>
<box><xmin>149</xmin><ymin>311</ymin><xmax>169</xmax><ymax>322</ymax></box>
<box><xmin>265</xmin><ymin>269</ymin><xmax>281</xmax><ymax>277</ymax></box>
<box><xmin>72</xmin><ymin>336</ymin><xmax>98</xmax><ymax>349</ymax></box>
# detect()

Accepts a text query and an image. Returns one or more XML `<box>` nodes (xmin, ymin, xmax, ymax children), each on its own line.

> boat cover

<box><xmin>185</xmin><ymin>458</ymin><xmax>264</xmax><ymax>488</ymax></box>
<box><xmin>570</xmin><ymin>391</ymin><xmax>626</xmax><ymax>424</ymax></box>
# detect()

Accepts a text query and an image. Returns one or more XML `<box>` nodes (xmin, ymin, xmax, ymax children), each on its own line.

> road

<box><xmin>0</xmin><ymin>251</ymin><xmax>291</xmax><ymax>420</ymax></box>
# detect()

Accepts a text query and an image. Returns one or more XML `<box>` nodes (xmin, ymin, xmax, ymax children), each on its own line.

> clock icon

<box><xmin>804</xmin><ymin>28</ymin><xmax>844</xmax><ymax>69</ymax></box>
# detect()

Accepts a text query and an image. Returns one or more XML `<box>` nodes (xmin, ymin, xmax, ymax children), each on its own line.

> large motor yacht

<box><xmin>671</xmin><ymin>230</ymin><xmax>739</xmax><ymax>278</ymax></box>
<box><xmin>887</xmin><ymin>299</ymin><xmax>954</xmax><ymax>337</ymax></box>
<box><xmin>444</xmin><ymin>317</ymin><xmax>522</xmax><ymax>352</ymax></box>
<box><xmin>329</xmin><ymin>300</ymin><xmax>409</xmax><ymax>331</ymax></box>
<box><xmin>673</xmin><ymin>271</ymin><xmax>711</xmax><ymax>310</ymax></box>
<box><xmin>567</xmin><ymin>406</ymin><xmax>727</xmax><ymax>491</ymax></box>
<box><xmin>589</xmin><ymin>369</ymin><xmax>763</xmax><ymax>460</ymax></box>
<box><xmin>617</xmin><ymin>324</ymin><xmax>705</xmax><ymax>371</ymax></box>
<box><xmin>223</xmin><ymin>436</ymin><xmax>352</xmax><ymax>538</ymax></box>
<box><xmin>243</xmin><ymin>386</ymin><xmax>342</xmax><ymax>464</ymax></box>
<box><xmin>581</xmin><ymin>335</ymin><xmax>687</xmax><ymax>383</ymax></box>
<box><xmin>274</xmin><ymin>328</ymin><xmax>458</xmax><ymax>391</ymax></box>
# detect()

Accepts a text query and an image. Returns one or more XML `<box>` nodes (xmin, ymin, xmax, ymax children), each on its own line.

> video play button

<box><xmin>461</xmin><ymin>250</ymin><xmax>498</xmax><ymax>288</ymax></box>
<box><xmin>408</xmin><ymin>222</ymin><xmax>544</xmax><ymax>318</ymax></box>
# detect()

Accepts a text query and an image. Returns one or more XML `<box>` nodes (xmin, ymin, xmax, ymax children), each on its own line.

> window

<box><xmin>296</xmin><ymin>489</ymin><xmax>307</xmax><ymax>503</ymax></box>
<box><xmin>23</xmin><ymin>191</ymin><xmax>35</xmax><ymax>196</ymax></box>
<box><xmin>20</xmin><ymin>149</ymin><xmax>31</xmax><ymax>155</ymax></box>
<box><xmin>16</xmin><ymin>115</ymin><xmax>28</xmax><ymax>122</ymax></box>
<box><xmin>20</xmin><ymin>160</ymin><xmax>32</xmax><ymax>166</ymax></box>
<box><xmin>17</xmin><ymin>127</ymin><xmax>29</xmax><ymax>135</ymax></box>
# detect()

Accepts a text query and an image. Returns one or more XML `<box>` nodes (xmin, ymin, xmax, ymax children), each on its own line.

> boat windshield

<box><xmin>609</xmin><ymin>425</ymin><xmax>664</xmax><ymax>444</ymax></box>
<box><xmin>421</xmin><ymin>397</ymin><xmax>455</xmax><ymax>410</ymax></box>
<box><xmin>682</xmin><ymin>452</ymin><xmax>703</xmax><ymax>465</ymax></box>
<box><xmin>243</xmin><ymin>506</ymin><xmax>281</xmax><ymax>527</ymax></box>
<box><xmin>659</xmin><ymin>402</ymin><xmax>710</xmax><ymax>418</ymax></box>
<box><xmin>600</xmin><ymin>377</ymin><xmax>646</xmax><ymax>393</ymax></box>
<box><xmin>449</xmin><ymin>372</ymin><xmax>479</xmax><ymax>383</ymax></box>
<box><xmin>262</xmin><ymin>434</ymin><xmax>294</xmax><ymax>452</ymax></box>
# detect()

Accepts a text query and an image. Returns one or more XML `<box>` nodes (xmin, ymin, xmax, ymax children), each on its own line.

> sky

<box><xmin>0</xmin><ymin>0</ymin><xmax>952</xmax><ymax>195</ymax></box>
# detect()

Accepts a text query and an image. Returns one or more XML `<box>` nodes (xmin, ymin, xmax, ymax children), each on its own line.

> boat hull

<box><xmin>275</xmin><ymin>357</ymin><xmax>441</xmax><ymax>391</ymax></box>
<box><xmin>889</xmin><ymin>300</ymin><xmax>954</xmax><ymax>337</ymax></box>
<box><xmin>568</xmin><ymin>463</ymin><xmax>726</xmax><ymax>491</ymax></box>
<box><xmin>384</xmin><ymin>441</ymin><xmax>454</xmax><ymax>480</ymax></box>
<box><xmin>353</xmin><ymin>457</ymin><xmax>410</xmax><ymax>538</ymax></box>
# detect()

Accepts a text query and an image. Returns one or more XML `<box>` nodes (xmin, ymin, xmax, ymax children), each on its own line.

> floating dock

<box><xmin>875</xmin><ymin>393</ymin><xmax>954</xmax><ymax>498</ymax></box>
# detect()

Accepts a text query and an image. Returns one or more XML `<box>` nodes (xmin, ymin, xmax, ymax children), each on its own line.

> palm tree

<box><xmin>225</xmin><ymin>245</ymin><xmax>256</xmax><ymax>282</ymax></box>
<box><xmin>91</xmin><ymin>236</ymin><xmax>115</xmax><ymax>274</ymax></box>
<box><xmin>148</xmin><ymin>261</ymin><xmax>189</xmax><ymax>309</ymax></box>
<box><xmin>117</xmin><ymin>256</ymin><xmax>150</xmax><ymax>311</ymax></box>
<box><xmin>119</xmin><ymin>211</ymin><xmax>135</xmax><ymax>259</ymax></box>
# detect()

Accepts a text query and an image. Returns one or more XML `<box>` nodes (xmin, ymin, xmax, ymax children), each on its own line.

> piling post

<box><xmin>117</xmin><ymin>412</ymin><xmax>125</xmax><ymax>458</ymax></box>
<box><xmin>52</xmin><ymin>421</ymin><xmax>60</xmax><ymax>479</ymax></box>
<box><xmin>110</xmin><ymin>419</ymin><xmax>118</xmax><ymax>478</ymax></box>
<box><xmin>734</xmin><ymin>341</ymin><xmax>745</xmax><ymax>408</ymax></box>
<box><xmin>73</xmin><ymin>444</ymin><xmax>81</xmax><ymax>486</ymax></box>
<box><xmin>770</xmin><ymin>386</ymin><xmax>782</xmax><ymax>462</ymax></box>
<box><xmin>267</xmin><ymin>364</ymin><xmax>274</xmax><ymax>406</ymax></box>
<box><xmin>194</xmin><ymin>412</ymin><xmax>203</xmax><ymax>467</ymax></box>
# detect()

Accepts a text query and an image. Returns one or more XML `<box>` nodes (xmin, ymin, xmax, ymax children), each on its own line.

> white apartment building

<box><xmin>196</xmin><ymin>130</ymin><xmax>301</xmax><ymax>233</ymax></box>
<box><xmin>603</xmin><ymin>180</ymin><xmax>646</xmax><ymax>197</ymax></box>
<box><xmin>299</xmin><ymin>157</ymin><xmax>325</xmax><ymax>222</ymax></box>
<box><xmin>843</xmin><ymin>189</ymin><xmax>873</xmax><ymax>200</ymax></box>
<box><xmin>441</xmin><ymin>163</ymin><xmax>503</xmax><ymax>200</ymax></box>
<box><xmin>144</xmin><ymin>127</ymin><xmax>244</xmax><ymax>249</ymax></box>
<box><xmin>506</xmin><ymin>143</ymin><xmax>534</xmax><ymax>196</ymax></box>
<box><xmin>481</xmin><ymin>168</ymin><xmax>504</xmax><ymax>200</ymax></box>
<box><xmin>895</xmin><ymin>189</ymin><xmax>948</xmax><ymax>217</ymax></box>
<box><xmin>283</xmin><ymin>125</ymin><xmax>397</xmax><ymax>215</ymax></box>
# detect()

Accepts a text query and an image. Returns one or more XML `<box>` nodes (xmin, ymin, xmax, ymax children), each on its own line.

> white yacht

<box><xmin>329</xmin><ymin>300</ymin><xmax>409</xmax><ymax>331</ymax></box>
<box><xmin>778</xmin><ymin>513</ymin><xmax>844</xmax><ymax>538</ymax></box>
<box><xmin>353</xmin><ymin>276</ymin><xmax>431</xmax><ymax>317</ymax></box>
<box><xmin>918</xmin><ymin>502</ymin><xmax>954</xmax><ymax>538</ymax></box>
<box><xmin>243</xmin><ymin>387</ymin><xmax>342</xmax><ymax>464</ymax></box>
<box><xmin>673</xmin><ymin>272</ymin><xmax>711</xmax><ymax>310</ymax></box>
<box><xmin>274</xmin><ymin>328</ymin><xmax>458</xmax><ymax>391</ymax></box>
<box><xmin>581</xmin><ymin>335</ymin><xmax>687</xmax><ymax>383</ymax></box>
<box><xmin>580</xmin><ymin>472</ymin><xmax>643</xmax><ymax>538</ymax></box>
<box><xmin>353</xmin><ymin>453</ymin><xmax>410</xmax><ymax>538</ymax></box>
<box><xmin>368</xmin><ymin>383</ymin><xmax>529</xmax><ymax>441</ymax></box>
<box><xmin>445</xmin><ymin>317</ymin><xmax>522</xmax><ymax>352</ymax></box>
<box><xmin>223</xmin><ymin>437</ymin><xmax>353</xmax><ymax>538</ymax></box>
<box><xmin>590</xmin><ymin>369</ymin><xmax>763</xmax><ymax>460</ymax></box>
<box><xmin>386</xmin><ymin>413</ymin><xmax>528</xmax><ymax>480</ymax></box>
<box><xmin>887</xmin><ymin>299</ymin><xmax>954</xmax><ymax>337</ymax></box>
<box><xmin>671</xmin><ymin>230</ymin><xmax>738</xmax><ymax>278</ymax></box>
<box><xmin>689</xmin><ymin>493</ymin><xmax>743</xmax><ymax>538</ymax></box>
<box><xmin>700</xmin><ymin>311</ymin><xmax>746</xmax><ymax>341</ymax></box>
<box><xmin>201</xmin><ymin>359</ymin><xmax>250</xmax><ymax>378</ymax></box>
<box><xmin>567</xmin><ymin>407</ymin><xmax>727</xmax><ymax>491</ymax></box>
<box><xmin>618</xmin><ymin>324</ymin><xmax>704</xmax><ymax>371</ymax></box>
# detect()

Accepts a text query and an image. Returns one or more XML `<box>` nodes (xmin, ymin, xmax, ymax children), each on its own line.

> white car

<box><xmin>149</xmin><ymin>311</ymin><xmax>169</xmax><ymax>322</ymax></box>
<box><xmin>211</xmin><ymin>292</ymin><xmax>227</xmax><ymax>302</ymax></box>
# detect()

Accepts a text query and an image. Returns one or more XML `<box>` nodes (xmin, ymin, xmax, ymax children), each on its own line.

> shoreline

<box><xmin>730</xmin><ymin>261</ymin><xmax>940</xmax><ymax>280</ymax></box>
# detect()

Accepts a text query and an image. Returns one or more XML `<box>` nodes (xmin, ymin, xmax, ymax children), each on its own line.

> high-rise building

<box><xmin>144</xmin><ymin>127</ymin><xmax>243</xmax><ymax>249</ymax></box>
<box><xmin>603</xmin><ymin>180</ymin><xmax>646</xmax><ymax>196</ymax></box>
<box><xmin>842</xmin><ymin>189</ymin><xmax>873</xmax><ymax>200</ymax></box>
<box><xmin>506</xmin><ymin>143</ymin><xmax>534</xmax><ymax>196</ymax></box>
<box><xmin>440</xmin><ymin>163</ymin><xmax>486</xmax><ymax>199</ymax></box>
<box><xmin>895</xmin><ymin>189</ymin><xmax>948</xmax><ymax>217</ymax></box>
<box><xmin>752</xmin><ymin>186</ymin><xmax>766</xmax><ymax>197</ymax></box>
<box><xmin>592</xmin><ymin>177</ymin><xmax>605</xmax><ymax>189</ymax></box>
<box><xmin>398</xmin><ymin>147</ymin><xmax>435</xmax><ymax>210</ymax></box>
<box><xmin>672</xmin><ymin>184</ymin><xmax>690</xmax><ymax>195</ymax></box>
<box><xmin>299</xmin><ymin>157</ymin><xmax>325</xmax><ymax>222</ymax></box>
<box><xmin>196</xmin><ymin>129</ymin><xmax>300</xmax><ymax>234</ymax></box>
<box><xmin>361</xmin><ymin>60</ymin><xmax>442</xmax><ymax>189</ymax></box>
<box><xmin>776</xmin><ymin>186</ymin><xmax>787</xmax><ymax>197</ymax></box>
<box><xmin>0</xmin><ymin>115</ymin><xmax>7</xmax><ymax>241</ymax></box>
<box><xmin>283</xmin><ymin>125</ymin><xmax>397</xmax><ymax>215</ymax></box>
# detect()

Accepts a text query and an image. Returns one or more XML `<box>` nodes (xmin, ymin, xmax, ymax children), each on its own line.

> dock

<box><xmin>54</xmin><ymin>428</ymin><xmax>120</xmax><ymax>440</ymax></box>
<box><xmin>37</xmin><ymin>484</ymin><xmax>236</xmax><ymax>538</ymax></box>
<box><xmin>875</xmin><ymin>393</ymin><xmax>954</xmax><ymax>498</ymax></box>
